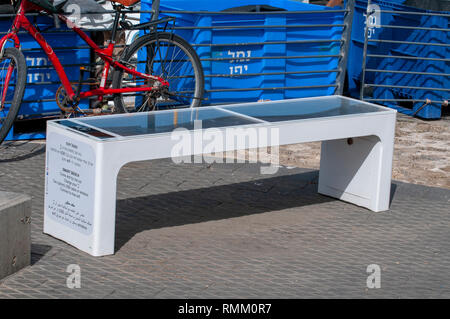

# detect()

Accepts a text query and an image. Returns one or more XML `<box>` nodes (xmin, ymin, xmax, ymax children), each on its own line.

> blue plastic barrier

<box><xmin>373</xmin><ymin>11</ymin><xmax>449</xmax><ymax>119</ymax></box>
<box><xmin>141</xmin><ymin>0</ymin><xmax>345</xmax><ymax>104</ymax></box>
<box><xmin>346</xmin><ymin>0</ymin><xmax>449</xmax><ymax>119</ymax></box>
<box><xmin>346</xmin><ymin>0</ymin><xmax>421</xmax><ymax>97</ymax></box>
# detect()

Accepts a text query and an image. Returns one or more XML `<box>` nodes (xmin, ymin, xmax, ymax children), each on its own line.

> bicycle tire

<box><xmin>0</xmin><ymin>47</ymin><xmax>27</xmax><ymax>144</ymax></box>
<box><xmin>112</xmin><ymin>32</ymin><xmax>204</xmax><ymax>113</ymax></box>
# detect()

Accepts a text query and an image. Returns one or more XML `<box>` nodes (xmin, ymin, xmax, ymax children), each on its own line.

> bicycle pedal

<box><xmin>91</xmin><ymin>100</ymin><xmax>109</xmax><ymax>110</ymax></box>
<box><xmin>80</xmin><ymin>66</ymin><xmax>96</xmax><ymax>73</ymax></box>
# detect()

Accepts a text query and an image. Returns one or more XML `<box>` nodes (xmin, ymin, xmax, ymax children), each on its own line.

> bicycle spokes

<box><xmin>118</xmin><ymin>34</ymin><xmax>201</xmax><ymax>111</ymax></box>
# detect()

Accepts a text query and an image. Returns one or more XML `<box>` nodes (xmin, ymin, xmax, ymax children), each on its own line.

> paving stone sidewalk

<box><xmin>0</xmin><ymin>141</ymin><xmax>449</xmax><ymax>298</ymax></box>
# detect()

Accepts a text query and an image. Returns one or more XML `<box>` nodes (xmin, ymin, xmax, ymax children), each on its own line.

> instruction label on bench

<box><xmin>45</xmin><ymin>132</ymin><xmax>95</xmax><ymax>235</ymax></box>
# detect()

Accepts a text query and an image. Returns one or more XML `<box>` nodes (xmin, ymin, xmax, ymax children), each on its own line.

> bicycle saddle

<box><xmin>0</xmin><ymin>4</ymin><xmax>14</xmax><ymax>14</ymax></box>
<box><xmin>110</xmin><ymin>0</ymin><xmax>140</xmax><ymax>7</ymax></box>
<box><xmin>27</xmin><ymin>0</ymin><xmax>68</xmax><ymax>14</ymax></box>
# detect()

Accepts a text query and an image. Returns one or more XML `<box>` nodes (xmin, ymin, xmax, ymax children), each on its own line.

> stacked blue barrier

<box><xmin>372</xmin><ymin>9</ymin><xmax>449</xmax><ymax>118</ymax></box>
<box><xmin>346</xmin><ymin>0</ymin><xmax>449</xmax><ymax>119</ymax></box>
<box><xmin>346</xmin><ymin>0</ymin><xmax>420</xmax><ymax>97</ymax></box>
<box><xmin>141</xmin><ymin>0</ymin><xmax>345</xmax><ymax>104</ymax></box>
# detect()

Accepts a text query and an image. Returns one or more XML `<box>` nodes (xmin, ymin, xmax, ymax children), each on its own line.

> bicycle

<box><xmin>0</xmin><ymin>0</ymin><xmax>205</xmax><ymax>143</ymax></box>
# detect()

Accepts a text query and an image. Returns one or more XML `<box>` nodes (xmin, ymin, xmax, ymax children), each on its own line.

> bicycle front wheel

<box><xmin>0</xmin><ymin>47</ymin><xmax>27</xmax><ymax>144</ymax></box>
<box><xmin>112</xmin><ymin>32</ymin><xmax>204</xmax><ymax>113</ymax></box>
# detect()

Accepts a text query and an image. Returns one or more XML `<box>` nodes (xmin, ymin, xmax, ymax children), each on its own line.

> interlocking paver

<box><xmin>0</xmin><ymin>140</ymin><xmax>449</xmax><ymax>298</ymax></box>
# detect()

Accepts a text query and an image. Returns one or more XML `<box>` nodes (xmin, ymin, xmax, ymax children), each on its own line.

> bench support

<box><xmin>319</xmin><ymin>135</ymin><xmax>393</xmax><ymax>212</ymax></box>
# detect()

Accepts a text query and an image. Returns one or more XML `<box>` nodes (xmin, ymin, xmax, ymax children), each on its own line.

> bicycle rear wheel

<box><xmin>112</xmin><ymin>32</ymin><xmax>204</xmax><ymax>113</ymax></box>
<box><xmin>0</xmin><ymin>48</ymin><xmax>27</xmax><ymax>144</ymax></box>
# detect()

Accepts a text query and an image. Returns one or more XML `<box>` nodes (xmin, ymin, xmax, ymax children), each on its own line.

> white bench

<box><xmin>44</xmin><ymin>96</ymin><xmax>396</xmax><ymax>256</ymax></box>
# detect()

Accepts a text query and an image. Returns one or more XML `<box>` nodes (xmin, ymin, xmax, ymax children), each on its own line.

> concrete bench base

<box><xmin>0</xmin><ymin>192</ymin><xmax>31</xmax><ymax>280</ymax></box>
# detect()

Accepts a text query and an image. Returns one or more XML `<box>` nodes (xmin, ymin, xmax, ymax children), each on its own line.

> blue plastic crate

<box><xmin>347</xmin><ymin>0</ymin><xmax>448</xmax><ymax>119</ymax></box>
<box><xmin>346</xmin><ymin>0</ymin><xmax>422</xmax><ymax>97</ymax></box>
<box><xmin>141</xmin><ymin>0</ymin><xmax>344</xmax><ymax>104</ymax></box>
<box><xmin>389</xmin><ymin>11</ymin><xmax>449</xmax><ymax>100</ymax></box>
<box><xmin>369</xmin><ymin>5</ymin><xmax>449</xmax><ymax>118</ymax></box>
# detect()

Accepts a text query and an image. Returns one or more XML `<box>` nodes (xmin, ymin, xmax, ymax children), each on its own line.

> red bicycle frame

<box><xmin>0</xmin><ymin>0</ymin><xmax>169</xmax><ymax>104</ymax></box>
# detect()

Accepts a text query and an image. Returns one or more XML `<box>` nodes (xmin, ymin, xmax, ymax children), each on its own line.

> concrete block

<box><xmin>0</xmin><ymin>192</ymin><xmax>31</xmax><ymax>280</ymax></box>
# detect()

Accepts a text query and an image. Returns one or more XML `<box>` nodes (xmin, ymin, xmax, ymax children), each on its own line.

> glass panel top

<box><xmin>220</xmin><ymin>96</ymin><xmax>384</xmax><ymax>122</ymax></box>
<box><xmin>63</xmin><ymin>107</ymin><xmax>258</xmax><ymax>137</ymax></box>
<box><xmin>55</xmin><ymin>96</ymin><xmax>387</xmax><ymax>139</ymax></box>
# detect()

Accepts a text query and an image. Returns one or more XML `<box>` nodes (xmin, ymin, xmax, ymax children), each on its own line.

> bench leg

<box><xmin>44</xmin><ymin>129</ymin><xmax>120</xmax><ymax>257</ymax></box>
<box><xmin>89</xmin><ymin>161</ymin><xmax>120</xmax><ymax>256</ymax></box>
<box><xmin>318</xmin><ymin>135</ymin><xmax>394</xmax><ymax>212</ymax></box>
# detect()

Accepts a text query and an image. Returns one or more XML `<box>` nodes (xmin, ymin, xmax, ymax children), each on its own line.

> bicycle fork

<box><xmin>0</xmin><ymin>64</ymin><xmax>14</xmax><ymax>110</ymax></box>
<box><xmin>0</xmin><ymin>37</ymin><xmax>19</xmax><ymax>110</ymax></box>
